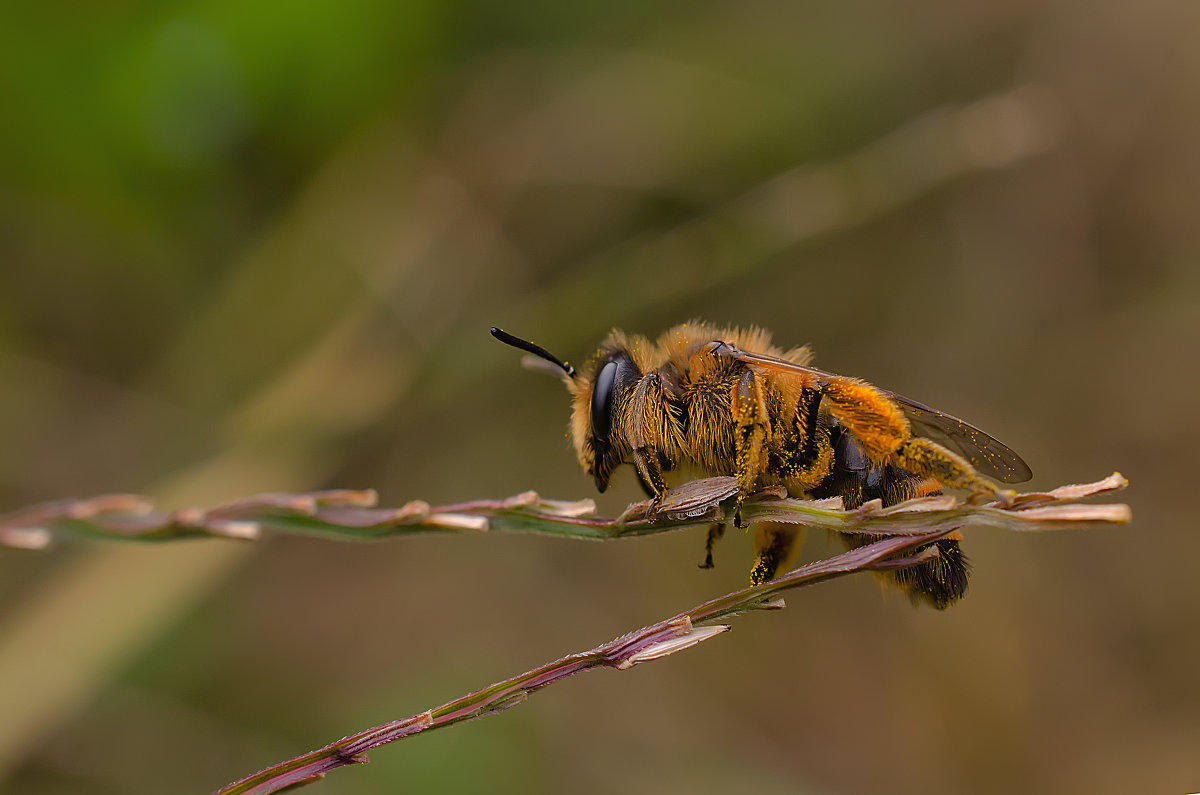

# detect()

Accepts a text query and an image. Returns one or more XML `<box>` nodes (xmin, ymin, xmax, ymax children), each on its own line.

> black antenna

<box><xmin>491</xmin><ymin>327</ymin><xmax>576</xmax><ymax>377</ymax></box>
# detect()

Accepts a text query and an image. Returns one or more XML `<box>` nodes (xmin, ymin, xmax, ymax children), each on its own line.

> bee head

<box><xmin>491</xmin><ymin>327</ymin><xmax>639</xmax><ymax>493</ymax></box>
<box><xmin>570</xmin><ymin>348</ymin><xmax>642</xmax><ymax>492</ymax></box>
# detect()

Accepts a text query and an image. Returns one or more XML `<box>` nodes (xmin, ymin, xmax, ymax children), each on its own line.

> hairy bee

<box><xmin>492</xmin><ymin>322</ymin><xmax>1032</xmax><ymax>608</ymax></box>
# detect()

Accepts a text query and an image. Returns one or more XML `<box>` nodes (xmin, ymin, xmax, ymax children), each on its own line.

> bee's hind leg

<box><xmin>893</xmin><ymin>437</ymin><xmax>1012</xmax><ymax>504</ymax></box>
<box><xmin>814</xmin><ymin>427</ymin><xmax>971</xmax><ymax>608</ymax></box>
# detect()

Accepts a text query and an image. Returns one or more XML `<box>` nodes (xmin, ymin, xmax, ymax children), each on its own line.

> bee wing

<box><xmin>720</xmin><ymin>345</ymin><xmax>1033</xmax><ymax>484</ymax></box>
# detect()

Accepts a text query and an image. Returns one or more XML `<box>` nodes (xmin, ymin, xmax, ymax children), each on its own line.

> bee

<box><xmin>492</xmin><ymin>322</ymin><xmax>1032</xmax><ymax>608</ymax></box>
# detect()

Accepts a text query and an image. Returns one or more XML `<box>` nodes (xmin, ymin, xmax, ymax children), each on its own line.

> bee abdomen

<box><xmin>890</xmin><ymin>535</ymin><xmax>970</xmax><ymax>610</ymax></box>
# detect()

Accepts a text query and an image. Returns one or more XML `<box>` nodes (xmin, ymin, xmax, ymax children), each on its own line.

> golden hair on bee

<box><xmin>492</xmin><ymin>322</ymin><xmax>1031</xmax><ymax>609</ymax></box>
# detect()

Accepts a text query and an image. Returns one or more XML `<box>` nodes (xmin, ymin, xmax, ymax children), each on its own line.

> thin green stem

<box><xmin>1</xmin><ymin>473</ymin><xmax>1130</xmax><ymax>550</ymax></box>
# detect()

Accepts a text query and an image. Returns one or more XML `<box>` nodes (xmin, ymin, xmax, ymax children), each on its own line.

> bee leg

<box><xmin>821</xmin><ymin>377</ymin><xmax>1011</xmax><ymax>504</ymax></box>
<box><xmin>772</xmin><ymin>385</ymin><xmax>835</xmax><ymax>491</ymax></box>
<box><xmin>698</xmin><ymin>523</ymin><xmax>725</xmax><ymax>569</ymax></box>
<box><xmin>750</xmin><ymin>524</ymin><xmax>805</xmax><ymax>585</ymax></box>
<box><xmin>627</xmin><ymin>372</ymin><xmax>674</xmax><ymax>516</ymax></box>
<box><xmin>731</xmin><ymin>368</ymin><xmax>770</xmax><ymax>529</ymax></box>
<box><xmin>814</xmin><ymin>428</ymin><xmax>971</xmax><ymax>608</ymax></box>
<box><xmin>893</xmin><ymin>437</ymin><xmax>1013</xmax><ymax>504</ymax></box>
<box><xmin>632</xmin><ymin>448</ymin><xmax>668</xmax><ymax>516</ymax></box>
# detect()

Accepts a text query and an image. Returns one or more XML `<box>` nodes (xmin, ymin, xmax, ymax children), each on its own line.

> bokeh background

<box><xmin>0</xmin><ymin>1</ymin><xmax>1196</xmax><ymax>793</ymax></box>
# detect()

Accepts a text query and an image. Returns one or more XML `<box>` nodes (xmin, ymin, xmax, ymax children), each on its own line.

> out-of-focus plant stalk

<box><xmin>210</xmin><ymin>532</ymin><xmax>948</xmax><ymax>795</ymax></box>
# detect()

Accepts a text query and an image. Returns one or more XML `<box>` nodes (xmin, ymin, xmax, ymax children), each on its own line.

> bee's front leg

<box><xmin>698</xmin><ymin>523</ymin><xmax>725</xmax><ymax>569</ymax></box>
<box><xmin>632</xmin><ymin>447</ymin><xmax>668</xmax><ymax>517</ymax></box>
<box><xmin>627</xmin><ymin>372</ymin><xmax>672</xmax><ymax>518</ymax></box>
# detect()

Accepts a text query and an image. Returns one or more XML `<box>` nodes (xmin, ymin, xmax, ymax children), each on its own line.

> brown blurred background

<box><xmin>0</xmin><ymin>1</ymin><xmax>1195</xmax><ymax>793</ymax></box>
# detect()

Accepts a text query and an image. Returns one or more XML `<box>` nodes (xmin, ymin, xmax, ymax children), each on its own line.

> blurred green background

<box><xmin>0</xmin><ymin>1</ymin><xmax>1195</xmax><ymax>793</ymax></box>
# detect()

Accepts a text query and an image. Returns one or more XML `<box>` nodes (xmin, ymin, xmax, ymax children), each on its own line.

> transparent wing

<box><xmin>719</xmin><ymin>345</ymin><xmax>1033</xmax><ymax>484</ymax></box>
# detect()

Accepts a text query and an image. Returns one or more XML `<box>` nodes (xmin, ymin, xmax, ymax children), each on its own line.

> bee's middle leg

<box><xmin>750</xmin><ymin>523</ymin><xmax>805</xmax><ymax>585</ymax></box>
<box><xmin>730</xmin><ymin>369</ymin><xmax>770</xmax><ymax>527</ymax></box>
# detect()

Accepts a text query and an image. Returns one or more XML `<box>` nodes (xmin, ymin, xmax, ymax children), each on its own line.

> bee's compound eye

<box><xmin>591</xmin><ymin>360</ymin><xmax>619</xmax><ymax>442</ymax></box>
